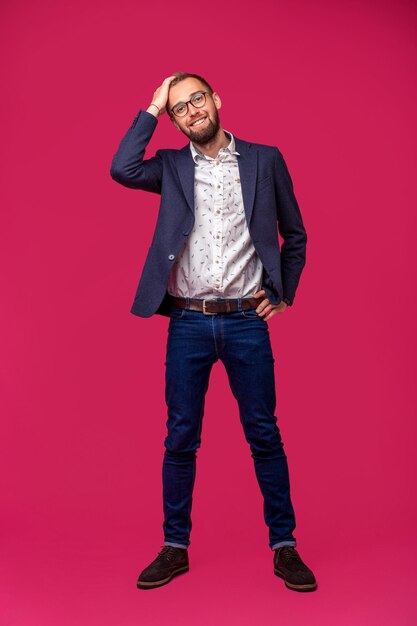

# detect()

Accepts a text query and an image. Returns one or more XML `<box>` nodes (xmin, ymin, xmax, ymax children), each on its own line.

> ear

<box><xmin>212</xmin><ymin>92</ymin><xmax>222</xmax><ymax>110</ymax></box>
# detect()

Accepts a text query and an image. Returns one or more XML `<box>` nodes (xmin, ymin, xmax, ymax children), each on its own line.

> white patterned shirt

<box><xmin>167</xmin><ymin>131</ymin><xmax>263</xmax><ymax>299</ymax></box>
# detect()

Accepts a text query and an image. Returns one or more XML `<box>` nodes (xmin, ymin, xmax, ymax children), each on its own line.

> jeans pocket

<box><xmin>241</xmin><ymin>308</ymin><xmax>262</xmax><ymax>319</ymax></box>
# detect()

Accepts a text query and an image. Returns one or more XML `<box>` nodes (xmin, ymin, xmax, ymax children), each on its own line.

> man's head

<box><xmin>167</xmin><ymin>72</ymin><xmax>222</xmax><ymax>144</ymax></box>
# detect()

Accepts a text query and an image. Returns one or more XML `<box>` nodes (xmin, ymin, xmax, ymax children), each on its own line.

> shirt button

<box><xmin>168</xmin><ymin>254</ymin><xmax>175</xmax><ymax>260</ymax></box>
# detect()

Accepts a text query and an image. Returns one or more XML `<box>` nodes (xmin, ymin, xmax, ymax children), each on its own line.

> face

<box><xmin>168</xmin><ymin>77</ymin><xmax>222</xmax><ymax>144</ymax></box>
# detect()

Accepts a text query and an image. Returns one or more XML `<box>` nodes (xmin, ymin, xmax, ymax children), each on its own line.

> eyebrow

<box><xmin>172</xmin><ymin>90</ymin><xmax>204</xmax><ymax>108</ymax></box>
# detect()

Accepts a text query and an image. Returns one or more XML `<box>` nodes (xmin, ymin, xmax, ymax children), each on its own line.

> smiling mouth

<box><xmin>190</xmin><ymin>117</ymin><xmax>207</xmax><ymax>127</ymax></box>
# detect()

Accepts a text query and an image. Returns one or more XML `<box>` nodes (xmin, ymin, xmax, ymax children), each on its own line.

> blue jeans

<box><xmin>162</xmin><ymin>303</ymin><xmax>296</xmax><ymax>551</ymax></box>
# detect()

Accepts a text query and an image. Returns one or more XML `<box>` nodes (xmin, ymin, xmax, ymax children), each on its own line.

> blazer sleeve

<box><xmin>273</xmin><ymin>148</ymin><xmax>307</xmax><ymax>304</ymax></box>
<box><xmin>110</xmin><ymin>110</ymin><xmax>163</xmax><ymax>194</ymax></box>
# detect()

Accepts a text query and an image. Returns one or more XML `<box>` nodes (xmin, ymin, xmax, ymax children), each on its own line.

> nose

<box><xmin>189</xmin><ymin>106</ymin><xmax>201</xmax><ymax>117</ymax></box>
<box><xmin>187</xmin><ymin>108</ymin><xmax>203</xmax><ymax>124</ymax></box>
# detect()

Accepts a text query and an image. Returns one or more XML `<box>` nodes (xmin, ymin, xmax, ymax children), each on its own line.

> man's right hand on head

<box><xmin>146</xmin><ymin>75</ymin><xmax>176</xmax><ymax>117</ymax></box>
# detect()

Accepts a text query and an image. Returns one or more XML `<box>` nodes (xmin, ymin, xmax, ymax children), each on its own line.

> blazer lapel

<box><xmin>235</xmin><ymin>137</ymin><xmax>258</xmax><ymax>225</ymax></box>
<box><xmin>175</xmin><ymin>146</ymin><xmax>195</xmax><ymax>216</ymax></box>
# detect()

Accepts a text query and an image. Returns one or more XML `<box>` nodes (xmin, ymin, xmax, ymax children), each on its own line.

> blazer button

<box><xmin>168</xmin><ymin>254</ymin><xmax>175</xmax><ymax>261</ymax></box>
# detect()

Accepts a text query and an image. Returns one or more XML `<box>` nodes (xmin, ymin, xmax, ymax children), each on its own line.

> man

<box><xmin>110</xmin><ymin>73</ymin><xmax>316</xmax><ymax>592</ymax></box>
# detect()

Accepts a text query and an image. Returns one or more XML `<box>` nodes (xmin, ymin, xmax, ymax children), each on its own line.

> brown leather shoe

<box><xmin>274</xmin><ymin>546</ymin><xmax>317</xmax><ymax>592</ymax></box>
<box><xmin>137</xmin><ymin>546</ymin><xmax>189</xmax><ymax>589</ymax></box>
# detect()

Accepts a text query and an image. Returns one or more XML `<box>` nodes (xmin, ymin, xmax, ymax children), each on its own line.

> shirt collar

<box><xmin>190</xmin><ymin>130</ymin><xmax>240</xmax><ymax>163</ymax></box>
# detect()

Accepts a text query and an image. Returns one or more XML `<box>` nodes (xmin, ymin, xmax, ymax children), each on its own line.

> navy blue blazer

<box><xmin>110</xmin><ymin>110</ymin><xmax>307</xmax><ymax>318</ymax></box>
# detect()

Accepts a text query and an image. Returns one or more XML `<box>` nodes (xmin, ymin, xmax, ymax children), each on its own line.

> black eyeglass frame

<box><xmin>170</xmin><ymin>91</ymin><xmax>212</xmax><ymax>118</ymax></box>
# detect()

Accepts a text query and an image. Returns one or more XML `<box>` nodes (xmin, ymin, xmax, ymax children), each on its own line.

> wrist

<box><xmin>147</xmin><ymin>103</ymin><xmax>161</xmax><ymax>118</ymax></box>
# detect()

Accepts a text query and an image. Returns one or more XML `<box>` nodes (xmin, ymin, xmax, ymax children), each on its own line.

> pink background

<box><xmin>1</xmin><ymin>0</ymin><xmax>417</xmax><ymax>624</ymax></box>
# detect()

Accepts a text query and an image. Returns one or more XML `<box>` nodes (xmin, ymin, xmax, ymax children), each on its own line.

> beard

<box><xmin>187</xmin><ymin>109</ymin><xmax>221</xmax><ymax>144</ymax></box>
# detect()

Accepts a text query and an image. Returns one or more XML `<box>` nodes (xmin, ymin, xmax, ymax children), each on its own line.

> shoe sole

<box><xmin>137</xmin><ymin>565</ymin><xmax>189</xmax><ymax>589</ymax></box>
<box><xmin>274</xmin><ymin>569</ymin><xmax>317</xmax><ymax>592</ymax></box>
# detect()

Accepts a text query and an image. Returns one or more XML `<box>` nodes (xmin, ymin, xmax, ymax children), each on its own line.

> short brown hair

<box><xmin>167</xmin><ymin>72</ymin><xmax>214</xmax><ymax>117</ymax></box>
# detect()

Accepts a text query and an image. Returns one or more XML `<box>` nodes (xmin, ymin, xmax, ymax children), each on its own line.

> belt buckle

<box><xmin>203</xmin><ymin>299</ymin><xmax>216</xmax><ymax>315</ymax></box>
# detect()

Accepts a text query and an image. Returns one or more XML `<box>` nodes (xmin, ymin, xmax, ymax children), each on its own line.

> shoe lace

<box><xmin>156</xmin><ymin>546</ymin><xmax>178</xmax><ymax>562</ymax></box>
<box><xmin>278</xmin><ymin>547</ymin><xmax>302</xmax><ymax>565</ymax></box>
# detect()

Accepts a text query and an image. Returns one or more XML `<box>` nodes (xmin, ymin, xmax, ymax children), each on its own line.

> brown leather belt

<box><xmin>165</xmin><ymin>295</ymin><xmax>259</xmax><ymax>315</ymax></box>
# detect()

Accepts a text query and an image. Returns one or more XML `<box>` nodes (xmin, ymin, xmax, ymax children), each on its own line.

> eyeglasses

<box><xmin>170</xmin><ymin>91</ymin><xmax>211</xmax><ymax>118</ymax></box>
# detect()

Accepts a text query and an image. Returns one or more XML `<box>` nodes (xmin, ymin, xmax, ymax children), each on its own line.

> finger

<box><xmin>155</xmin><ymin>77</ymin><xmax>175</xmax><ymax>97</ymax></box>
<box><xmin>257</xmin><ymin>302</ymin><xmax>271</xmax><ymax>315</ymax></box>
<box><xmin>253</xmin><ymin>289</ymin><xmax>266</xmax><ymax>299</ymax></box>
<box><xmin>161</xmin><ymin>76</ymin><xmax>176</xmax><ymax>90</ymax></box>
<box><xmin>265</xmin><ymin>308</ymin><xmax>279</xmax><ymax>321</ymax></box>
